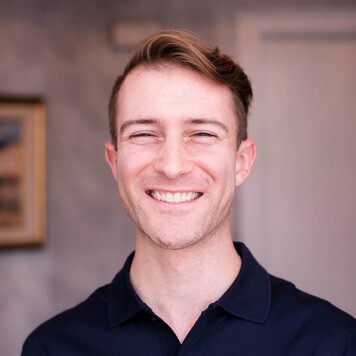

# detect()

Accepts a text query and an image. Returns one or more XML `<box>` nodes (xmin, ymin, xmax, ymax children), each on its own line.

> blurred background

<box><xmin>0</xmin><ymin>0</ymin><xmax>355</xmax><ymax>354</ymax></box>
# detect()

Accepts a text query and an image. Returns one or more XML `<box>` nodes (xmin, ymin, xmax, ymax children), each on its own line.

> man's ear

<box><xmin>235</xmin><ymin>138</ymin><xmax>256</xmax><ymax>186</ymax></box>
<box><xmin>105</xmin><ymin>142</ymin><xmax>118</xmax><ymax>181</ymax></box>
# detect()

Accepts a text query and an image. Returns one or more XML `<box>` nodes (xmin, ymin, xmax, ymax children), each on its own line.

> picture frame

<box><xmin>0</xmin><ymin>98</ymin><xmax>46</xmax><ymax>248</ymax></box>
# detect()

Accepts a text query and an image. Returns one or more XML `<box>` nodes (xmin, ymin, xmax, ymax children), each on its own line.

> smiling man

<box><xmin>23</xmin><ymin>30</ymin><xmax>355</xmax><ymax>355</ymax></box>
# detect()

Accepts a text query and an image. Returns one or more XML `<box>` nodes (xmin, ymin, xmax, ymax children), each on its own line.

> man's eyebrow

<box><xmin>119</xmin><ymin>119</ymin><xmax>158</xmax><ymax>135</ymax></box>
<box><xmin>185</xmin><ymin>118</ymin><xmax>229</xmax><ymax>133</ymax></box>
<box><xmin>119</xmin><ymin>118</ymin><xmax>229</xmax><ymax>135</ymax></box>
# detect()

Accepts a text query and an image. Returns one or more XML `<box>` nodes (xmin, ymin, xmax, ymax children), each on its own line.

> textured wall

<box><xmin>0</xmin><ymin>2</ymin><xmax>134</xmax><ymax>354</ymax></box>
<box><xmin>0</xmin><ymin>0</ymin><xmax>354</xmax><ymax>355</ymax></box>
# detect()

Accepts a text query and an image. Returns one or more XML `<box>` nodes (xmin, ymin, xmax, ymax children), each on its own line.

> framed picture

<box><xmin>0</xmin><ymin>98</ymin><xmax>45</xmax><ymax>247</ymax></box>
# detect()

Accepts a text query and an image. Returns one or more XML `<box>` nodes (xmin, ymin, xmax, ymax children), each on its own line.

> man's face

<box><xmin>106</xmin><ymin>64</ymin><xmax>255</xmax><ymax>250</ymax></box>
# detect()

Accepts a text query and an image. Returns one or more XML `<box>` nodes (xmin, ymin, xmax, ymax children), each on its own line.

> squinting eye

<box><xmin>194</xmin><ymin>132</ymin><xmax>217</xmax><ymax>137</ymax></box>
<box><xmin>128</xmin><ymin>132</ymin><xmax>158</xmax><ymax>145</ymax></box>
<box><xmin>190</xmin><ymin>131</ymin><xmax>218</xmax><ymax>144</ymax></box>
<box><xmin>130</xmin><ymin>133</ymin><xmax>152</xmax><ymax>138</ymax></box>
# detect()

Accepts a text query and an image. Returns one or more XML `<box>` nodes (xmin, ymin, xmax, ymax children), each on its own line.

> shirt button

<box><xmin>151</xmin><ymin>317</ymin><xmax>157</xmax><ymax>321</ymax></box>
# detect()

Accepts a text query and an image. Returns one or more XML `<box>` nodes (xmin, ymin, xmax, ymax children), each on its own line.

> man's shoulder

<box><xmin>22</xmin><ymin>284</ymin><xmax>110</xmax><ymax>355</ymax></box>
<box><xmin>269</xmin><ymin>274</ymin><xmax>355</xmax><ymax>342</ymax></box>
<box><xmin>269</xmin><ymin>274</ymin><xmax>355</xmax><ymax>320</ymax></box>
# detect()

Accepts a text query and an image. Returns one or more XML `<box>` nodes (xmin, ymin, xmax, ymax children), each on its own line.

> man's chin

<box><xmin>141</xmin><ymin>229</ymin><xmax>204</xmax><ymax>251</ymax></box>
<box><xmin>155</xmin><ymin>237</ymin><xmax>199</xmax><ymax>251</ymax></box>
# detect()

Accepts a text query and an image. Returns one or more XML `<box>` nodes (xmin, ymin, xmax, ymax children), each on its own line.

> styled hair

<box><xmin>108</xmin><ymin>30</ymin><xmax>252</xmax><ymax>149</ymax></box>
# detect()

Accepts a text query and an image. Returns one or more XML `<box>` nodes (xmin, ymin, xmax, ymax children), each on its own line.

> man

<box><xmin>23</xmin><ymin>30</ymin><xmax>355</xmax><ymax>355</ymax></box>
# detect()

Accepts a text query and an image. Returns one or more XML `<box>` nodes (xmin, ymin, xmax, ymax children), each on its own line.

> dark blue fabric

<box><xmin>22</xmin><ymin>242</ymin><xmax>356</xmax><ymax>355</ymax></box>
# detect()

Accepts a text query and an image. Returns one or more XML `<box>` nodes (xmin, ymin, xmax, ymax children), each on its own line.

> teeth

<box><xmin>151</xmin><ymin>191</ymin><xmax>200</xmax><ymax>203</ymax></box>
<box><xmin>173</xmin><ymin>193</ymin><xmax>180</xmax><ymax>203</ymax></box>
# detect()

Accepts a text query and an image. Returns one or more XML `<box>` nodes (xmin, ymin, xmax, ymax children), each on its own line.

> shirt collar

<box><xmin>108</xmin><ymin>251</ymin><xmax>147</xmax><ymax>327</ymax></box>
<box><xmin>108</xmin><ymin>242</ymin><xmax>271</xmax><ymax>327</ymax></box>
<box><xmin>216</xmin><ymin>242</ymin><xmax>271</xmax><ymax>324</ymax></box>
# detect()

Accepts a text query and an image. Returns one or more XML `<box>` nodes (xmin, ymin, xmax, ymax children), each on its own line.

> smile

<box><xmin>147</xmin><ymin>191</ymin><xmax>203</xmax><ymax>203</ymax></box>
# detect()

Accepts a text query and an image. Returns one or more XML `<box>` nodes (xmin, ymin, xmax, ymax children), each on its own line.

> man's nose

<box><xmin>153</xmin><ymin>138</ymin><xmax>194</xmax><ymax>179</ymax></box>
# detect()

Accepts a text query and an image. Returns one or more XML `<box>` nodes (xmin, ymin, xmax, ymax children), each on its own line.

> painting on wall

<box><xmin>0</xmin><ymin>98</ymin><xmax>45</xmax><ymax>247</ymax></box>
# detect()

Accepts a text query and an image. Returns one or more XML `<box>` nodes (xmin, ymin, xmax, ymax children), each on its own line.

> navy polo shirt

<box><xmin>22</xmin><ymin>242</ymin><xmax>356</xmax><ymax>355</ymax></box>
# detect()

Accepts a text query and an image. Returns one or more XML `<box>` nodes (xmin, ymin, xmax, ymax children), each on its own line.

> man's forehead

<box><xmin>117</xmin><ymin>64</ymin><xmax>236</xmax><ymax>114</ymax></box>
<box><xmin>119</xmin><ymin>63</ymin><xmax>232</xmax><ymax>97</ymax></box>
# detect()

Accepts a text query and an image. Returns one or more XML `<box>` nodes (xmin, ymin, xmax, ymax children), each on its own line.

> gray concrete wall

<box><xmin>0</xmin><ymin>1</ymin><xmax>354</xmax><ymax>355</ymax></box>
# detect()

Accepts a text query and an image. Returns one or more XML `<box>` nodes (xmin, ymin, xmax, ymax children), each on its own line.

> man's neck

<box><xmin>129</xmin><ymin>231</ymin><xmax>241</xmax><ymax>343</ymax></box>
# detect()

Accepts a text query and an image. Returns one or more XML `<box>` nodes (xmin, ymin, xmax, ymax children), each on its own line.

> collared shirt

<box><xmin>22</xmin><ymin>242</ymin><xmax>356</xmax><ymax>355</ymax></box>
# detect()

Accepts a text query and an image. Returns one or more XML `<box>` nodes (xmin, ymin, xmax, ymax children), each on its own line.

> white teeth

<box><xmin>151</xmin><ymin>191</ymin><xmax>200</xmax><ymax>203</ymax></box>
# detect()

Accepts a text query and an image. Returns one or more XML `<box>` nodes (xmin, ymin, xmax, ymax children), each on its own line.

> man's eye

<box><xmin>128</xmin><ymin>132</ymin><xmax>158</xmax><ymax>145</ymax></box>
<box><xmin>130</xmin><ymin>133</ymin><xmax>152</xmax><ymax>138</ymax></box>
<box><xmin>190</xmin><ymin>132</ymin><xmax>218</xmax><ymax>144</ymax></box>
<box><xmin>194</xmin><ymin>132</ymin><xmax>216</xmax><ymax>137</ymax></box>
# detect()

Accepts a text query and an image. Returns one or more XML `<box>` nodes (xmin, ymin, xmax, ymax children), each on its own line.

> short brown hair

<box><xmin>108</xmin><ymin>30</ymin><xmax>252</xmax><ymax>149</ymax></box>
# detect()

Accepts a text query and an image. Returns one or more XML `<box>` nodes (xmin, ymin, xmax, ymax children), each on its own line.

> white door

<box><xmin>232</xmin><ymin>9</ymin><xmax>356</xmax><ymax>316</ymax></box>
